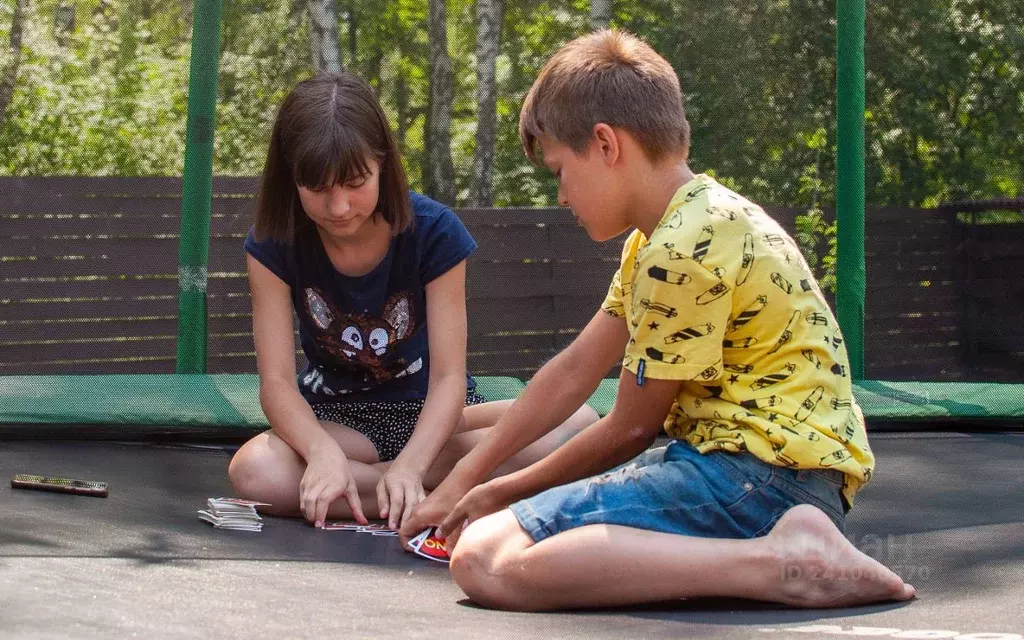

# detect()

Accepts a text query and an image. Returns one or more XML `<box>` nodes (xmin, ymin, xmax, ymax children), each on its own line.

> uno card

<box><xmin>371</xmin><ymin>530</ymin><xmax>399</xmax><ymax>537</ymax></box>
<box><xmin>411</xmin><ymin>528</ymin><xmax>449</xmax><ymax>563</ymax></box>
<box><xmin>357</xmin><ymin>523</ymin><xmax>392</xmax><ymax>533</ymax></box>
<box><xmin>408</xmin><ymin>527</ymin><xmax>431</xmax><ymax>550</ymax></box>
<box><xmin>211</xmin><ymin>498</ymin><xmax>271</xmax><ymax>507</ymax></box>
<box><xmin>321</xmin><ymin>521</ymin><xmax>364</xmax><ymax>531</ymax></box>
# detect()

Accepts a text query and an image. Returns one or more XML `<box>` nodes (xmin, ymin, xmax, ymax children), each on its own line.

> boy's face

<box><xmin>539</xmin><ymin>135</ymin><xmax>630</xmax><ymax>242</ymax></box>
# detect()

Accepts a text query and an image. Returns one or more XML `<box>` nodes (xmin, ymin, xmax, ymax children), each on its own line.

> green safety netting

<box><xmin>2</xmin><ymin>376</ymin><xmax>1020</xmax><ymax>436</ymax></box>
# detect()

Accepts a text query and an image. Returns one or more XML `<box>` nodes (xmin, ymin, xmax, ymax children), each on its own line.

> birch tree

<box><xmin>0</xmin><ymin>0</ymin><xmax>25</xmax><ymax>128</ymax></box>
<box><xmin>469</xmin><ymin>0</ymin><xmax>503</xmax><ymax>206</ymax></box>
<box><xmin>308</xmin><ymin>0</ymin><xmax>341</xmax><ymax>72</ymax></box>
<box><xmin>424</xmin><ymin>0</ymin><xmax>456</xmax><ymax>204</ymax></box>
<box><xmin>590</xmin><ymin>0</ymin><xmax>611</xmax><ymax>30</ymax></box>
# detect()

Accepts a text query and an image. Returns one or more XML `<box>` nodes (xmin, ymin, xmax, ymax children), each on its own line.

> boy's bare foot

<box><xmin>766</xmin><ymin>504</ymin><xmax>917</xmax><ymax>608</ymax></box>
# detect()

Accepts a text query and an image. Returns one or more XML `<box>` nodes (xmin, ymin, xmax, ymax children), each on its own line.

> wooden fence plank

<box><xmin>466</xmin><ymin>260</ymin><xmax>617</xmax><ymax>299</ymax></box>
<box><xmin>1</xmin><ymin>177</ymin><xmax>1021</xmax><ymax>382</ymax></box>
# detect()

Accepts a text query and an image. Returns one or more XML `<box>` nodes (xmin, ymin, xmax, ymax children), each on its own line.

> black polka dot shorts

<box><xmin>311</xmin><ymin>391</ymin><xmax>487</xmax><ymax>462</ymax></box>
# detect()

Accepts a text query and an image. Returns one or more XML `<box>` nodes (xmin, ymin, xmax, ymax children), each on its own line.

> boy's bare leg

<box><xmin>450</xmin><ymin>504</ymin><xmax>915</xmax><ymax>612</ymax></box>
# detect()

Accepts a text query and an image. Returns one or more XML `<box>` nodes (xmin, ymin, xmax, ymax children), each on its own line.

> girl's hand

<box><xmin>300</xmin><ymin>443</ymin><xmax>368</xmax><ymax>528</ymax></box>
<box><xmin>376</xmin><ymin>465</ymin><xmax>426</xmax><ymax>530</ymax></box>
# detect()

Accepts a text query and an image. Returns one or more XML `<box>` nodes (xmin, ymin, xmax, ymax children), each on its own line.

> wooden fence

<box><xmin>1</xmin><ymin>177</ymin><xmax>1021</xmax><ymax>381</ymax></box>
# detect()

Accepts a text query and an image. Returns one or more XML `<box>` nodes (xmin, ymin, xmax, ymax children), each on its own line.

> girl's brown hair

<box><xmin>254</xmin><ymin>72</ymin><xmax>412</xmax><ymax>244</ymax></box>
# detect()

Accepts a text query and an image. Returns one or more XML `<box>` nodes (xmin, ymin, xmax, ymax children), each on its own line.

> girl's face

<box><xmin>297</xmin><ymin>158</ymin><xmax>383</xmax><ymax>240</ymax></box>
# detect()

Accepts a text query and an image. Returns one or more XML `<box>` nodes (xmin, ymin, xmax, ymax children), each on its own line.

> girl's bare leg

<box><xmin>422</xmin><ymin>400</ymin><xmax>598</xmax><ymax>489</ymax></box>
<box><xmin>228</xmin><ymin>423</ymin><xmax>384</xmax><ymax>519</ymax></box>
<box><xmin>228</xmin><ymin>400</ymin><xmax>599</xmax><ymax>517</ymax></box>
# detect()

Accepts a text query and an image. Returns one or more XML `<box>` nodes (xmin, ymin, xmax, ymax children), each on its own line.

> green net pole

<box><xmin>836</xmin><ymin>0</ymin><xmax>866</xmax><ymax>379</ymax></box>
<box><xmin>175</xmin><ymin>0</ymin><xmax>223</xmax><ymax>374</ymax></box>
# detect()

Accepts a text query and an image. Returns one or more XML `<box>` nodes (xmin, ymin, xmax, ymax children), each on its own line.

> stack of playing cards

<box><xmin>197</xmin><ymin>497</ymin><xmax>270</xmax><ymax>531</ymax></box>
<box><xmin>408</xmin><ymin>527</ymin><xmax>450</xmax><ymax>564</ymax></box>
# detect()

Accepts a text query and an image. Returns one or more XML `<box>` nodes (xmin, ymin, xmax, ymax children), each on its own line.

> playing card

<box><xmin>321</xmin><ymin>521</ymin><xmax>365</xmax><ymax>531</ymax></box>
<box><xmin>197</xmin><ymin>510</ymin><xmax>262</xmax><ymax>531</ymax></box>
<box><xmin>209</xmin><ymin>497</ymin><xmax>271</xmax><ymax>508</ymax></box>
<box><xmin>408</xmin><ymin>527</ymin><xmax>432</xmax><ymax>551</ymax></box>
<box><xmin>370</xmin><ymin>530</ymin><xmax>399</xmax><ymax>536</ymax></box>
<box><xmin>357</xmin><ymin>523</ymin><xmax>392</xmax><ymax>532</ymax></box>
<box><xmin>199</xmin><ymin>497</ymin><xmax>267</xmax><ymax>531</ymax></box>
<box><xmin>411</xmin><ymin>528</ymin><xmax>449</xmax><ymax>563</ymax></box>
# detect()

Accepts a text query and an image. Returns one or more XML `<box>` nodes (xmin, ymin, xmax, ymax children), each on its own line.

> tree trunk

<box><xmin>308</xmin><ymin>0</ymin><xmax>342</xmax><ymax>73</ymax></box>
<box><xmin>347</xmin><ymin>1</ymin><xmax>357</xmax><ymax>70</ymax></box>
<box><xmin>590</xmin><ymin>0</ymin><xmax>611</xmax><ymax>30</ymax></box>
<box><xmin>55</xmin><ymin>1</ymin><xmax>76</xmax><ymax>46</ymax></box>
<box><xmin>395</xmin><ymin>73</ymin><xmax>408</xmax><ymax>151</ymax></box>
<box><xmin>425</xmin><ymin>0</ymin><xmax>456</xmax><ymax>204</ymax></box>
<box><xmin>469</xmin><ymin>0</ymin><xmax>503</xmax><ymax>206</ymax></box>
<box><xmin>0</xmin><ymin>0</ymin><xmax>25</xmax><ymax>129</ymax></box>
<box><xmin>366</xmin><ymin>49</ymin><xmax>382</xmax><ymax>90</ymax></box>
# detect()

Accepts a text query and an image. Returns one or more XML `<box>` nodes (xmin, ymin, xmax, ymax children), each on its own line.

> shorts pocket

<box><xmin>702</xmin><ymin>451</ymin><xmax>775</xmax><ymax>511</ymax></box>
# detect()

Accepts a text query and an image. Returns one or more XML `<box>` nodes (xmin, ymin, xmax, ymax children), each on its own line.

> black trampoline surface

<box><xmin>1</xmin><ymin>431</ymin><xmax>1022</xmax><ymax>639</ymax></box>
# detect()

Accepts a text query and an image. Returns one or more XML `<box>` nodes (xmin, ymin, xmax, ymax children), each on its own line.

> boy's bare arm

<box><xmin>490</xmin><ymin>371</ymin><xmax>679</xmax><ymax>498</ymax></box>
<box><xmin>437</xmin><ymin>370</ymin><xmax>680</xmax><ymax>541</ymax></box>
<box><xmin>446</xmin><ymin>309</ymin><xmax>630</xmax><ymax>491</ymax></box>
<box><xmin>398</xmin><ymin>310</ymin><xmax>628</xmax><ymax>542</ymax></box>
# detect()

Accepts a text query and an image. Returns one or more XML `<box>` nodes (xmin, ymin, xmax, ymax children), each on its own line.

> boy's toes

<box><xmin>896</xmin><ymin>582</ymin><xmax>917</xmax><ymax>601</ymax></box>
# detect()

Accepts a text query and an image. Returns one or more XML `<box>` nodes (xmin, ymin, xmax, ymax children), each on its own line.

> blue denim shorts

<box><xmin>509</xmin><ymin>440</ymin><xmax>847</xmax><ymax>543</ymax></box>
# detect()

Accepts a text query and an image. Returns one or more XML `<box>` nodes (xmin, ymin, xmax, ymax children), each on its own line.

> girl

<box><xmin>228</xmin><ymin>72</ymin><xmax>596</xmax><ymax>531</ymax></box>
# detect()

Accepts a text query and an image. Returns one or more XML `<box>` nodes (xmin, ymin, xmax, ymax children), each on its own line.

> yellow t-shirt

<box><xmin>602</xmin><ymin>174</ymin><xmax>873</xmax><ymax>507</ymax></box>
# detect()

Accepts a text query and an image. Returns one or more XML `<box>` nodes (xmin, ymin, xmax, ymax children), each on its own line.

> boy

<box><xmin>400</xmin><ymin>30</ymin><xmax>915</xmax><ymax>611</ymax></box>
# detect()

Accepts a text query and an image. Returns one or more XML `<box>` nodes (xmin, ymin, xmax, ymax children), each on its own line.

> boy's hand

<box><xmin>376</xmin><ymin>464</ymin><xmax>426</xmax><ymax>530</ymax></box>
<box><xmin>437</xmin><ymin>479</ymin><xmax>515</xmax><ymax>553</ymax></box>
<box><xmin>300</xmin><ymin>443</ymin><xmax>368</xmax><ymax>528</ymax></box>
<box><xmin>398</xmin><ymin>474</ymin><xmax>473</xmax><ymax>549</ymax></box>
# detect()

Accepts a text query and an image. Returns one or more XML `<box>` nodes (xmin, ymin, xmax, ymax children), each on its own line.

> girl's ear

<box><xmin>592</xmin><ymin>123</ymin><xmax>620</xmax><ymax>167</ymax></box>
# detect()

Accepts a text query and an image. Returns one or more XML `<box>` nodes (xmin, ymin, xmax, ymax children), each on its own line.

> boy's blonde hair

<box><xmin>519</xmin><ymin>29</ymin><xmax>690</xmax><ymax>165</ymax></box>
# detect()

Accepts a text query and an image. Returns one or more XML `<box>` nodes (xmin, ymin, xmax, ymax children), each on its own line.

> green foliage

<box><xmin>1</xmin><ymin>0</ymin><xmax>192</xmax><ymax>174</ymax></box>
<box><xmin>794</xmin><ymin>147</ymin><xmax>837</xmax><ymax>292</ymax></box>
<box><xmin>956</xmin><ymin>210</ymin><xmax>1024</xmax><ymax>224</ymax></box>
<box><xmin>1</xmin><ymin>0</ymin><xmax>1020</xmax><ymax>241</ymax></box>
<box><xmin>795</xmin><ymin>206</ymin><xmax>837</xmax><ymax>292</ymax></box>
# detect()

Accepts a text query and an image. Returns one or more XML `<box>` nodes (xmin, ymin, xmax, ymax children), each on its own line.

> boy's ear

<box><xmin>592</xmin><ymin>123</ymin><xmax>621</xmax><ymax>167</ymax></box>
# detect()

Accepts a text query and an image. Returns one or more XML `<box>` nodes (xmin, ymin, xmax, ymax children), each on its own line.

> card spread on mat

<box><xmin>321</xmin><ymin>521</ymin><xmax>364</xmax><ymax>531</ymax></box>
<box><xmin>322</xmin><ymin>521</ymin><xmax>398</xmax><ymax>535</ymax></box>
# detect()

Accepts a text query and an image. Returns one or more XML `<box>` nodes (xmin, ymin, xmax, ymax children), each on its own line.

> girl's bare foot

<box><xmin>766</xmin><ymin>504</ymin><xmax>916</xmax><ymax>608</ymax></box>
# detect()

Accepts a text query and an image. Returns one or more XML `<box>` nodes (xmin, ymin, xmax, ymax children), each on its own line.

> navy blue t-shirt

<box><xmin>244</xmin><ymin>192</ymin><xmax>477</xmax><ymax>404</ymax></box>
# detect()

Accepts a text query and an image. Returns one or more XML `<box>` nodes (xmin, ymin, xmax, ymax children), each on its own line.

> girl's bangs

<box><xmin>292</xmin><ymin>127</ymin><xmax>374</xmax><ymax>190</ymax></box>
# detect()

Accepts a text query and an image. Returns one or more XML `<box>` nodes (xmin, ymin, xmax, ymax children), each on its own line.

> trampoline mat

<box><xmin>1</xmin><ymin>431</ymin><xmax>1021</xmax><ymax>639</ymax></box>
